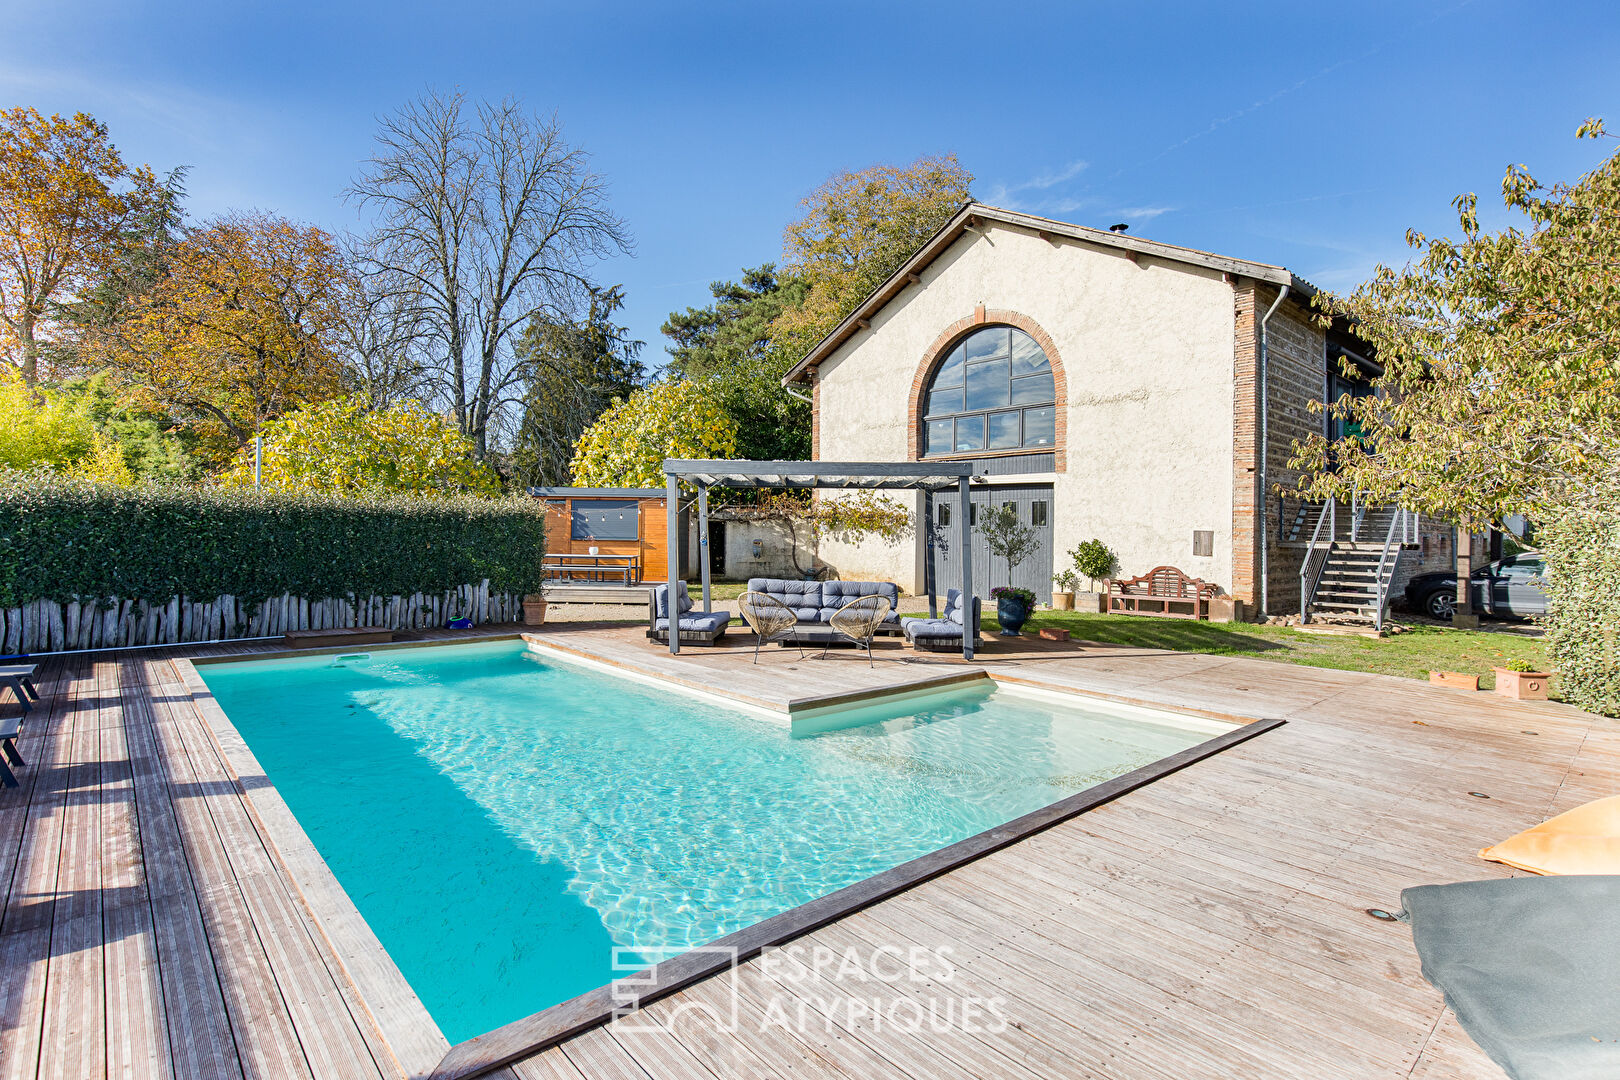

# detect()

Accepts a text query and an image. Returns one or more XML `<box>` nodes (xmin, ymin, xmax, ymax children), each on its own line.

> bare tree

<box><xmin>335</xmin><ymin>241</ymin><xmax>433</xmax><ymax>409</ymax></box>
<box><xmin>347</xmin><ymin>90</ymin><xmax>629</xmax><ymax>457</ymax></box>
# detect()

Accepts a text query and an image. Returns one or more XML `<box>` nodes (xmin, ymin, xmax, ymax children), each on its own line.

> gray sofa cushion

<box><xmin>752</xmin><ymin>578</ymin><xmax>903</xmax><ymax>624</ymax></box>
<box><xmin>651</xmin><ymin>582</ymin><xmax>694</xmax><ymax>619</ymax></box>
<box><xmin>653</xmin><ymin>610</ymin><xmax>731</xmax><ymax>633</ymax></box>
<box><xmin>822</xmin><ymin>580</ymin><xmax>901</xmax><ymax>624</ymax></box>
<box><xmin>747</xmin><ymin>578</ymin><xmax>823</xmax><ymax>622</ymax></box>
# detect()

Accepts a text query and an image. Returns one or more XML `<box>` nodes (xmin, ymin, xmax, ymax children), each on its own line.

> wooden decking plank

<box><xmin>559</xmin><ymin>1027</ymin><xmax>654</xmax><ymax>1080</ymax></box>
<box><xmin>0</xmin><ymin>658</ymin><xmax>72</xmax><ymax>918</ymax></box>
<box><xmin>115</xmin><ymin>655</ymin><xmax>243</xmax><ymax>1080</ymax></box>
<box><xmin>2</xmin><ymin>658</ymin><xmax>90</xmax><ymax>1080</ymax></box>
<box><xmin>634</xmin><ymin>993</ymin><xmax>792</xmax><ymax>1080</ymax></box>
<box><xmin>93</xmin><ymin>660</ymin><xmax>170</xmax><ymax>1080</ymax></box>
<box><xmin>663</xmin><ymin>973</ymin><xmax>861</xmax><ymax>1080</ymax></box>
<box><xmin>938</xmin><ymin>855</ymin><xmax>1424</xmax><ymax>1070</ymax></box>
<box><xmin>748</xmin><ymin>932</ymin><xmax>1023</xmax><ymax>1080</ymax></box>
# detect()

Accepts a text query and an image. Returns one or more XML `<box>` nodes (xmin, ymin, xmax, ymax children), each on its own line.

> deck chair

<box><xmin>826</xmin><ymin>595</ymin><xmax>893</xmax><ymax>667</ymax></box>
<box><xmin>0</xmin><ymin>715</ymin><xmax>23</xmax><ymax>788</ymax></box>
<box><xmin>739</xmin><ymin>591</ymin><xmax>804</xmax><ymax>663</ymax></box>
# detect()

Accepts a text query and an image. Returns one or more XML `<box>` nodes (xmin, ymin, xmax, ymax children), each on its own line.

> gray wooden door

<box><xmin>929</xmin><ymin>484</ymin><xmax>1055</xmax><ymax>603</ymax></box>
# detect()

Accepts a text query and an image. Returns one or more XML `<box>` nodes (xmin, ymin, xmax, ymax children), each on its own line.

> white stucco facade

<box><xmin>811</xmin><ymin>223</ymin><xmax>1238</xmax><ymax>598</ymax></box>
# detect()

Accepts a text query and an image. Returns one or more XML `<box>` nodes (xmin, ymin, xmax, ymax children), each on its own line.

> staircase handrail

<box><xmin>1371</xmin><ymin>507</ymin><xmax>1410</xmax><ymax>632</ymax></box>
<box><xmin>1299</xmin><ymin>500</ymin><xmax>1336</xmax><ymax>623</ymax></box>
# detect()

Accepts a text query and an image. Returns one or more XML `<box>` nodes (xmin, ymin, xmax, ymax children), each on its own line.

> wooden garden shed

<box><xmin>528</xmin><ymin>488</ymin><xmax>674</xmax><ymax>598</ymax></box>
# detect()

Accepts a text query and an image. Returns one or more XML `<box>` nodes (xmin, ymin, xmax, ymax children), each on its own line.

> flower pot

<box><xmin>1429</xmin><ymin>670</ymin><xmax>1480</xmax><ymax>692</ymax></box>
<box><xmin>1493</xmin><ymin>668</ymin><xmax>1551</xmax><ymax>701</ymax></box>
<box><xmin>522</xmin><ymin>594</ymin><xmax>548</xmax><ymax>626</ymax></box>
<box><xmin>1051</xmin><ymin>591</ymin><xmax>1075</xmax><ymax>611</ymax></box>
<box><xmin>996</xmin><ymin>595</ymin><xmax>1030</xmax><ymax>636</ymax></box>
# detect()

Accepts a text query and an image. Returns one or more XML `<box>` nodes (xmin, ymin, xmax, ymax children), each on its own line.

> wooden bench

<box><xmin>282</xmin><ymin>627</ymin><xmax>395</xmax><ymax>650</ymax></box>
<box><xmin>543</xmin><ymin>553</ymin><xmax>641</xmax><ymax>586</ymax></box>
<box><xmin>1107</xmin><ymin>566</ymin><xmax>1218</xmax><ymax>620</ymax></box>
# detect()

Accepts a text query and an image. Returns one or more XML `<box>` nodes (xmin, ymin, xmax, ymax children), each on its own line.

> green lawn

<box><xmin>699</xmin><ymin>579</ymin><xmax>1549</xmax><ymax>691</ymax></box>
<box><xmin>1008</xmin><ymin>609</ymin><xmax>1550</xmax><ymax>690</ymax></box>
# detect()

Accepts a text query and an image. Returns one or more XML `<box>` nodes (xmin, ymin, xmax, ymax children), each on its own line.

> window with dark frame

<box><xmin>923</xmin><ymin>325</ymin><xmax>1057</xmax><ymax>457</ymax></box>
<box><xmin>1031</xmin><ymin>500</ymin><xmax>1048</xmax><ymax>527</ymax></box>
<box><xmin>938</xmin><ymin>502</ymin><xmax>951</xmax><ymax>527</ymax></box>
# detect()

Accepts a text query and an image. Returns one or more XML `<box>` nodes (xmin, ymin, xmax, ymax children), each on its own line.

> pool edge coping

<box><xmin>427</xmin><ymin>715</ymin><xmax>1287</xmax><ymax>1080</ymax></box>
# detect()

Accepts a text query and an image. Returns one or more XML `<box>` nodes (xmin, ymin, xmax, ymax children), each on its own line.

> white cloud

<box><xmin>1117</xmin><ymin>205</ymin><xmax>1175</xmax><ymax>220</ymax></box>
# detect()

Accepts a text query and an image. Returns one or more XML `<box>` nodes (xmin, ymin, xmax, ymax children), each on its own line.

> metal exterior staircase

<box><xmin>1298</xmin><ymin>500</ymin><xmax>1416</xmax><ymax>631</ymax></box>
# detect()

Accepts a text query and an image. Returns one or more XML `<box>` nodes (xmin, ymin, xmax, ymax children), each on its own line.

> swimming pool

<box><xmin>198</xmin><ymin>639</ymin><xmax>1230</xmax><ymax>1043</ymax></box>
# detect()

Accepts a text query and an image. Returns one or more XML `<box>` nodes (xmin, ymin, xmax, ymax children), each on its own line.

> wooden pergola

<box><xmin>662</xmin><ymin>459</ymin><xmax>978</xmax><ymax>659</ymax></box>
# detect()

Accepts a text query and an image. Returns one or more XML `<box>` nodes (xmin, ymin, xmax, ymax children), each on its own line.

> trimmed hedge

<box><xmin>0</xmin><ymin>473</ymin><xmax>548</xmax><ymax>609</ymax></box>
<box><xmin>1542</xmin><ymin>512</ymin><xmax>1620</xmax><ymax>717</ymax></box>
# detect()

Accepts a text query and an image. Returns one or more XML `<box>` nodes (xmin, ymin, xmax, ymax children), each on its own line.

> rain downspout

<box><xmin>1257</xmin><ymin>283</ymin><xmax>1289</xmax><ymax>619</ymax></box>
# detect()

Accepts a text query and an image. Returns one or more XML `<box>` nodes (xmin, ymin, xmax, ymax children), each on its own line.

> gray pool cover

<box><xmin>1401</xmin><ymin>875</ymin><xmax>1620</xmax><ymax>1080</ymax></box>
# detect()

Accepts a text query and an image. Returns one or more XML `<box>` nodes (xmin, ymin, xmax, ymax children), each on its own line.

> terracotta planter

<box><xmin>522</xmin><ymin>594</ymin><xmax>548</xmax><ymax>626</ymax></box>
<box><xmin>1493</xmin><ymin>668</ymin><xmax>1551</xmax><ymax>701</ymax></box>
<box><xmin>1429</xmin><ymin>670</ymin><xmax>1481</xmax><ymax>692</ymax></box>
<box><xmin>1051</xmin><ymin>591</ymin><xmax>1075</xmax><ymax>610</ymax></box>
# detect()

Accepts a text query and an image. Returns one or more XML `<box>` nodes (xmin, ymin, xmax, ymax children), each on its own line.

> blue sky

<box><xmin>4</xmin><ymin>0</ymin><xmax>1616</xmax><ymax>367</ymax></box>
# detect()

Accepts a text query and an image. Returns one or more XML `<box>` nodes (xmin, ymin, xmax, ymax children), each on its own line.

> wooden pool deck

<box><xmin>1</xmin><ymin>623</ymin><xmax>1613</xmax><ymax>1080</ymax></box>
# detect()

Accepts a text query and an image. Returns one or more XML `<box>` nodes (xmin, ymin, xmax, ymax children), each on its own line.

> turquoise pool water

<box><xmin>199</xmin><ymin>639</ymin><xmax>1226</xmax><ymax>1043</ymax></box>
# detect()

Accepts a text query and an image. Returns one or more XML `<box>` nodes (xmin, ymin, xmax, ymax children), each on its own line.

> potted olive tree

<box><xmin>1068</xmin><ymin>539</ymin><xmax>1117</xmax><ymax>614</ymax></box>
<box><xmin>978</xmin><ymin>504</ymin><xmax>1040</xmax><ymax>635</ymax></box>
<box><xmin>1051</xmin><ymin>569</ymin><xmax>1080</xmax><ymax>610</ymax></box>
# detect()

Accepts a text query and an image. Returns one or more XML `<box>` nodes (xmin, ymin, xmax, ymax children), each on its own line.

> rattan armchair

<box><xmin>827</xmin><ymin>595</ymin><xmax>892</xmax><ymax>667</ymax></box>
<box><xmin>739</xmin><ymin>591</ymin><xmax>803</xmax><ymax>663</ymax></box>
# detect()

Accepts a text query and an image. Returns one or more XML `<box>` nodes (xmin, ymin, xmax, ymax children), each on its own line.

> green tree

<box><xmin>662</xmin><ymin>265</ymin><xmax>809</xmax><ymax>461</ymax></box>
<box><xmin>569</xmin><ymin>379</ymin><xmax>737</xmax><ymax>488</ymax></box>
<box><xmin>219</xmin><ymin>395</ymin><xmax>498</xmax><ymax>496</ymax></box>
<box><xmin>0</xmin><ymin>369</ymin><xmax>137</xmax><ymax>483</ymax></box>
<box><xmin>513</xmin><ymin>285</ymin><xmax>644</xmax><ymax>486</ymax></box>
<box><xmin>768</xmin><ymin>155</ymin><xmax>973</xmax><ymax>362</ymax></box>
<box><xmin>1291</xmin><ymin>119</ymin><xmax>1620</xmax><ymax>713</ymax></box>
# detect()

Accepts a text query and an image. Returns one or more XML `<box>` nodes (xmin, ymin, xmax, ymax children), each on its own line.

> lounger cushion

<box><xmin>902</xmin><ymin>617</ymin><xmax>963</xmax><ymax>640</ymax></box>
<box><xmin>946</xmin><ymin>588</ymin><xmax>967</xmax><ymax>626</ymax></box>
<box><xmin>651</xmin><ymin>583</ymin><xmax>695</xmax><ymax>619</ymax></box>
<box><xmin>1479</xmin><ymin>795</ymin><xmax>1620</xmax><ymax>876</ymax></box>
<box><xmin>652</xmin><ymin>610</ymin><xmax>731</xmax><ymax>633</ymax></box>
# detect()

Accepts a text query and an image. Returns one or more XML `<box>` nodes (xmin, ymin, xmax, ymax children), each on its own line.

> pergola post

<box><xmin>923</xmin><ymin>489</ymin><xmax>937</xmax><ymax>618</ymax></box>
<box><xmin>665</xmin><ymin>472</ymin><xmax>680</xmax><ymax>654</ymax></box>
<box><xmin>697</xmin><ymin>482</ymin><xmax>711</xmax><ymax>613</ymax></box>
<box><xmin>957</xmin><ymin>474</ymin><xmax>973</xmax><ymax>660</ymax></box>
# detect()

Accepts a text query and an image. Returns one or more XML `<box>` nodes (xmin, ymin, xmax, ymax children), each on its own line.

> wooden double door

<box><xmin>928</xmin><ymin>484</ymin><xmax>1055</xmax><ymax>603</ymax></box>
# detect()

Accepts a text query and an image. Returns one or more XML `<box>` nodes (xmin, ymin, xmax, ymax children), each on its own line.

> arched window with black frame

<box><xmin>921</xmin><ymin>325</ymin><xmax>1056</xmax><ymax>456</ymax></box>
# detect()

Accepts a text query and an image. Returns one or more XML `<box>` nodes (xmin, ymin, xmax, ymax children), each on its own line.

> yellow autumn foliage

<box><xmin>570</xmin><ymin>379</ymin><xmax>738</xmax><ymax>488</ymax></box>
<box><xmin>220</xmin><ymin>395</ymin><xmax>498</xmax><ymax>496</ymax></box>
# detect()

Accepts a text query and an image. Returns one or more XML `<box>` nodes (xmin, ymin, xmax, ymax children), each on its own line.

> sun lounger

<box><xmin>900</xmin><ymin>589</ymin><xmax>982</xmax><ymax>652</ymax></box>
<box><xmin>645</xmin><ymin>582</ymin><xmax>732</xmax><ymax>647</ymax></box>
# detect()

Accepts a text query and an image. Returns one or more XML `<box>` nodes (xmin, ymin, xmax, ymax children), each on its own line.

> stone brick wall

<box><xmin>1260</xmin><ymin>287</ymin><xmax>1327</xmax><ymax>615</ymax></box>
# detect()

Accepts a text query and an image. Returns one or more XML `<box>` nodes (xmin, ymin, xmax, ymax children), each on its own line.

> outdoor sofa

<box><xmin>645</xmin><ymin>582</ymin><xmax>733</xmax><ymax>647</ymax></box>
<box><xmin>900</xmin><ymin>588</ymin><xmax>982</xmax><ymax>652</ymax></box>
<box><xmin>744</xmin><ymin>578</ymin><xmax>903</xmax><ymax>643</ymax></box>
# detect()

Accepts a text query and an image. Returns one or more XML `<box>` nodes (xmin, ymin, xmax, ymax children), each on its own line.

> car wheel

<box><xmin>1424</xmin><ymin>589</ymin><xmax>1457</xmax><ymax>619</ymax></box>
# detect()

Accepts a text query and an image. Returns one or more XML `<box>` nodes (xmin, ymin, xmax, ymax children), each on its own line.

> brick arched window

<box><xmin>907</xmin><ymin>311</ymin><xmax>1067</xmax><ymax>468</ymax></box>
